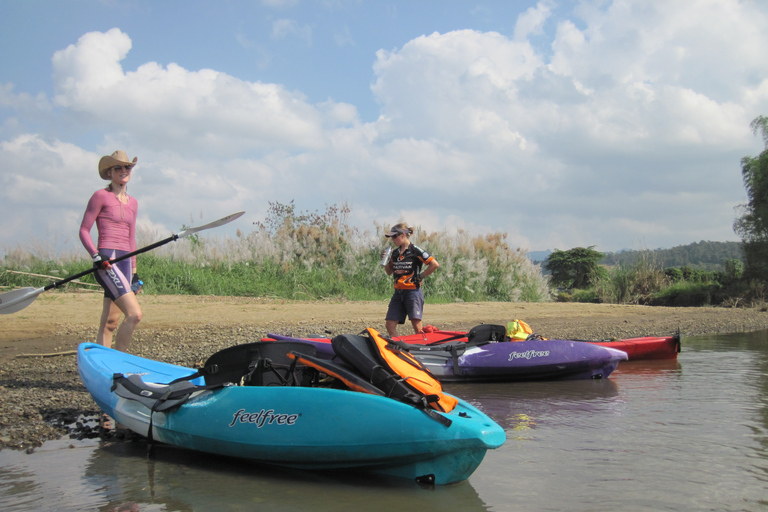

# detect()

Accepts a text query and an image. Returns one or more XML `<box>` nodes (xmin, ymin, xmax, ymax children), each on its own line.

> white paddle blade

<box><xmin>177</xmin><ymin>211</ymin><xmax>245</xmax><ymax>238</ymax></box>
<box><xmin>0</xmin><ymin>287</ymin><xmax>45</xmax><ymax>314</ymax></box>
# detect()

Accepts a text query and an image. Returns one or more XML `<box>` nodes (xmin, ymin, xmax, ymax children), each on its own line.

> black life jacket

<box><xmin>331</xmin><ymin>328</ymin><xmax>458</xmax><ymax>415</ymax></box>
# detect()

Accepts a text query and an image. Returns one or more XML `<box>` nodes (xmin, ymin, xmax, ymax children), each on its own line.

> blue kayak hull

<box><xmin>266</xmin><ymin>334</ymin><xmax>628</xmax><ymax>382</ymax></box>
<box><xmin>77</xmin><ymin>343</ymin><xmax>505</xmax><ymax>484</ymax></box>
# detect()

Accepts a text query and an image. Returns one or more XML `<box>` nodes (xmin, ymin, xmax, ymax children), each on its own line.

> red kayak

<box><xmin>388</xmin><ymin>329</ymin><xmax>680</xmax><ymax>361</ymax></box>
<box><xmin>581</xmin><ymin>335</ymin><xmax>680</xmax><ymax>360</ymax></box>
<box><xmin>265</xmin><ymin>329</ymin><xmax>680</xmax><ymax>361</ymax></box>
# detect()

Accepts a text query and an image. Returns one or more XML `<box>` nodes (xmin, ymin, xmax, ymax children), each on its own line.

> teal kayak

<box><xmin>77</xmin><ymin>342</ymin><xmax>505</xmax><ymax>485</ymax></box>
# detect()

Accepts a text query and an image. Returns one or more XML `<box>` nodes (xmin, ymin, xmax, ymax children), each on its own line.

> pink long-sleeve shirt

<box><xmin>79</xmin><ymin>189</ymin><xmax>139</xmax><ymax>269</ymax></box>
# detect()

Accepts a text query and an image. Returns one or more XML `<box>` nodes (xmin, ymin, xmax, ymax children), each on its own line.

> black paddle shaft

<box><xmin>43</xmin><ymin>234</ymin><xmax>178</xmax><ymax>292</ymax></box>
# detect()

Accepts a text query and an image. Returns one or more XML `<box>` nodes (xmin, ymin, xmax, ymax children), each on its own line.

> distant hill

<box><xmin>526</xmin><ymin>250</ymin><xmax>552</xmax><ymax>262</ymax></box>
<box><xmin>600</xmin><ymin>241</ymin><xmax>743</xmax><ymax>270</ymax></box>
<box><xmin>529</xmin><ymin>241</ymin><xmax>743</xmax><ymax>271</ymax></box>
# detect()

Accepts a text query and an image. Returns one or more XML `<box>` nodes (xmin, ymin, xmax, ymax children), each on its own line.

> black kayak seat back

<box><xmin>467</xmin><ymin>324</ymin><xmax>507</xmax><ymax>344</ymax></box>
<box><xmin>112</xmin><ymin>374</ymin><xmax>200</xmax><ymax>412</ymax></box>
<box><xmin>200</xmin><ymin>341</ymin><xmax>318</xmax><ymax>387</ymax></box>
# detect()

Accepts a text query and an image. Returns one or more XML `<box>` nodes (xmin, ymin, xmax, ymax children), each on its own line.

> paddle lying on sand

<box><xmin>0</xmin><ymin>211</ymin><xmax>245</xmax><ymax>315</ymax></box>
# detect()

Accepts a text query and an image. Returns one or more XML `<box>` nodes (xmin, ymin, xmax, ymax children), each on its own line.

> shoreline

<box><xmin>2</xmin><ymin>292</ymin><xmax>768</xmax><ymax>451</ymax></box>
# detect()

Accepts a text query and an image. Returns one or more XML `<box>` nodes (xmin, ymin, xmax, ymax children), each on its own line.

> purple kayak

<box><xmin>264</xmin><ymin>333</ymin><xmax>628</xmax><ymax>382</ymax></box>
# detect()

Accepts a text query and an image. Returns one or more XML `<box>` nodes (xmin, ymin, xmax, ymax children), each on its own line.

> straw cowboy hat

<box><xmin>98</xmin><ymin>150</ymin><xmax>138</xmax><ymax>180</ymax></box>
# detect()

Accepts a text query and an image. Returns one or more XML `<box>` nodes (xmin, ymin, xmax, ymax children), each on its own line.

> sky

<box><xmin>1</xmin><ymin>0</ymin><xmax>768</xmax><ymax>258</ymax></box>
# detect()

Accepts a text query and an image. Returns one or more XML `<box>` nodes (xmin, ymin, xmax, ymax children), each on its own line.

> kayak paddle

<box><xmin>0</xmin><ymin>211</ymin><xmax>245</xmax><ymax>315</ymax></box>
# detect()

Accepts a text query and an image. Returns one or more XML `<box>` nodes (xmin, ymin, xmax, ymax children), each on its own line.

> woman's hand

<box><xmin>92</xmin><ymin>254</ymin><xmax>112</xmax><ymax>271</ymax></box>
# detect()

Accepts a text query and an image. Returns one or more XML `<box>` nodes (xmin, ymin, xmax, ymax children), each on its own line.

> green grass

<box><xmin>137</xmin><ymin>256</ymin><xmax>393</xmax><ymax>300</ymax></box>
<box><xmin>647</xmin><ymin>281</ymin><xmax>721</xmax><ymax>307</ymax></box>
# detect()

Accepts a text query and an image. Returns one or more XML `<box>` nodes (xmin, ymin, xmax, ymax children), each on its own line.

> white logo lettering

<box><xmin>508</xmin><ymin>350</ymin><xmax>550</xmax><ymax>361</ymax></box>
<box><xmin>229</xmin><ymin>408</ymin><xmax>299</xmax><ymax>428</ymax></box>
<box><xmin>106</xmin><ymin>268</ymin><xmax>123</xmax><ymax>289</ymax></box>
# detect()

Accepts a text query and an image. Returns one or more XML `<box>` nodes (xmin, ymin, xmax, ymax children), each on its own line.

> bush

<box><xmin>594</xmin><ymin>254</ymin><xmax>668</xmax><ymax>304</ymax></box>
<box><xmin>647</xmin><ymin>281</ymin><xmax>721</xmax><ymax>307</ymax></box>
<box><xmin>569</xmin><ymin>289</ymin><xmax>600</xmax><ymax>303</ymax></box>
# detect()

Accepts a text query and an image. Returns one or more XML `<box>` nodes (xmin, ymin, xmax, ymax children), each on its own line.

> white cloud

<box><xmin>0</xmin><ymin>83</ymin><xmax>50</xmax><ymax>111</ymax></box>
<box><xmin>2</xmin><ymin>0</ymin><xmax>768</xmax><ymax>258</ymax></box>
<box><xmin>372</xmin><ymin>29</ymin><xmax>542</xmax><ymax>143</ymax></box>
<box><xmin>271</xmin><ymin>19</ymin><xmax>312</xmax><ymax>45</ymax></box>
<box><xmin>49</xmin><ymin>29</ymin><xmax>332</xmax><ymax>156</ymax></box>
<box><xmin>0</xmin><ymin>135</ymin><xmax>96</xmax><ymax>251</ymax></box>
<box><xmin>334</xmin><ymin>25</ymin><xmax>355</xmax><ymax>48</ymax></box>
<box><xmin>514</xmin><ymin>1</ymin><xmax>553</xmax><ymax>41</ymax></box>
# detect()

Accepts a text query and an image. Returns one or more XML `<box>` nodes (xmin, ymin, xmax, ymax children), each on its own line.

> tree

<box><xmin>724</xmin><ymin>258</ymin><xmax>744</xmax><ymax>283</ymax></box>
<box><xmin>544</xmin><ymin>246</ymin><xmax>605</xmax><ymax>289</ymax></box>
<box><xmin>734</xmin><ymin>115</ymin><xmax>768</xmax><ymax>280</ymax></box>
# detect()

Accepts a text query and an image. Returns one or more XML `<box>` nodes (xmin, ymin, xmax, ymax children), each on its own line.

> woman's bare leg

<box><xmin>96</xmin><ymin>298</ymin><xmax>122</xmax><ymax>348</ymax></box>
<box><xmin>112</xmin><ymin>293</ymin><xmax>142</xmax><ymax>352</ymax></box>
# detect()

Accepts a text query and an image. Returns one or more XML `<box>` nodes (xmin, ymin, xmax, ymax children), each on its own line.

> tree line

<box><xmin>541</xmin><ymin>115</ymin><xmax>768</xmax><ymax>307</ymax></box>
<box><xmin>599</xmin><ymin>241</ymin><xmax>743</xmax><ymax>271</ymax></box>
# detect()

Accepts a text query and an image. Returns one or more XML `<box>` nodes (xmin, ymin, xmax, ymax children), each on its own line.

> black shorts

<box><xmin>385</xmin><ymin>289</ymin><xmax>424</xmax><ymax>323</ymax></box>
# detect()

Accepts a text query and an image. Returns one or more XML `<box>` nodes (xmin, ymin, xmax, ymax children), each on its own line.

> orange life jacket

<box><xmin>366</xmin><ymin>328</ymin><xmax>458</xmax><ymax>412</ymax></box>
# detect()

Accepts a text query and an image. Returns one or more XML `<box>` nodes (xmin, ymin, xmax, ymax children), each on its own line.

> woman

<box><xmin>79</xmin><ymin>150</ymin><xmax>142</xmax><ymax>353</ymax></box>
<box><xmin>382</xmin><ymin>223</ymin><xmax>439</xmax><ymax>336</ymax></box>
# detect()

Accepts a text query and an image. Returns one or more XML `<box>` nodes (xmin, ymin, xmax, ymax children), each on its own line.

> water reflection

<box><xmin>446</xmin><ymin>378</ymin><xmax>622</xmax><ymax>432</ymax></box>
<box><xmin>0</xmin><ymin>435</ymin><xmax>492</xmax><ymax>512</ymax></box>
<box><xmin>0</xmin><ymin>465</ymin><xmax>40</xmax><ymax>510</ymax></box>
<box><xmin>754</xmin><ymin>335</ymin><xmax>768</xmax><ymax>469</ymax></box>
<box><xmin>712</xmin><ymin>330</ymin><xmax>768</xmax><ymax>485</ymax></box>
<box><xmin>0</xmin><ymin>439</ymin><xmax>101</xmax><ymax>511</ymax></box>
<box><xmin>80</xmin><ymin>439</ymin><xmax>491</xmax><ymax>512</ymax></box>
<box><xmin>614</xmin><ymin>358</ymin><xmax>681</xmax><ymax>376</ymax></box>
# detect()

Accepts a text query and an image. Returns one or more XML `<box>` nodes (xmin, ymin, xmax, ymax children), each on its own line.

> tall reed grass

<box><xmin>1</xmin><ymin>203</ymin><xmax>551</xmax><ymax>303</ymax></box>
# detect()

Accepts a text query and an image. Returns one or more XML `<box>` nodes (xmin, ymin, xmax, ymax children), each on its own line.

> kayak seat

<box><xmin>198</xmin><ymin>341</ymin><xmax>318</xmax><ymax>387</ymax></box>
<box><xmin>247</xmin><ymin>341</ymin><xmax>319</xmax><ymax>387</ymax></box>
<box><xmin>112</xmin><ymin>374</ymin><xmax>201</xmax><ymax>412</ymax></box>
<box><xmin>467</xmin><ymin>324</ymin><xmax>507</xmax><ymax>345</ymax></box>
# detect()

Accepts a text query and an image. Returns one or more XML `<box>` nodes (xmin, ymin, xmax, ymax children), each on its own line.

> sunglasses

<box><xmin>110</xmin><ymin>165</ymin><xmax>133</xmax><ymax>172</ymax></box>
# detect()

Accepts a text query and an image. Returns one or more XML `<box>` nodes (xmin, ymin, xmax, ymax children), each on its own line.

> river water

<box><xmin>1</xmin><ymin>330</ymin><xmax>767</xmax><ymax>511</ymax></box>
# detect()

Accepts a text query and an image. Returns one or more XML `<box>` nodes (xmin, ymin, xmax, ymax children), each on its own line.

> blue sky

<box><xmin>2</xmin><ymin>0</ymin><xmax>767</xmax><ymax>258</ymax></box>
